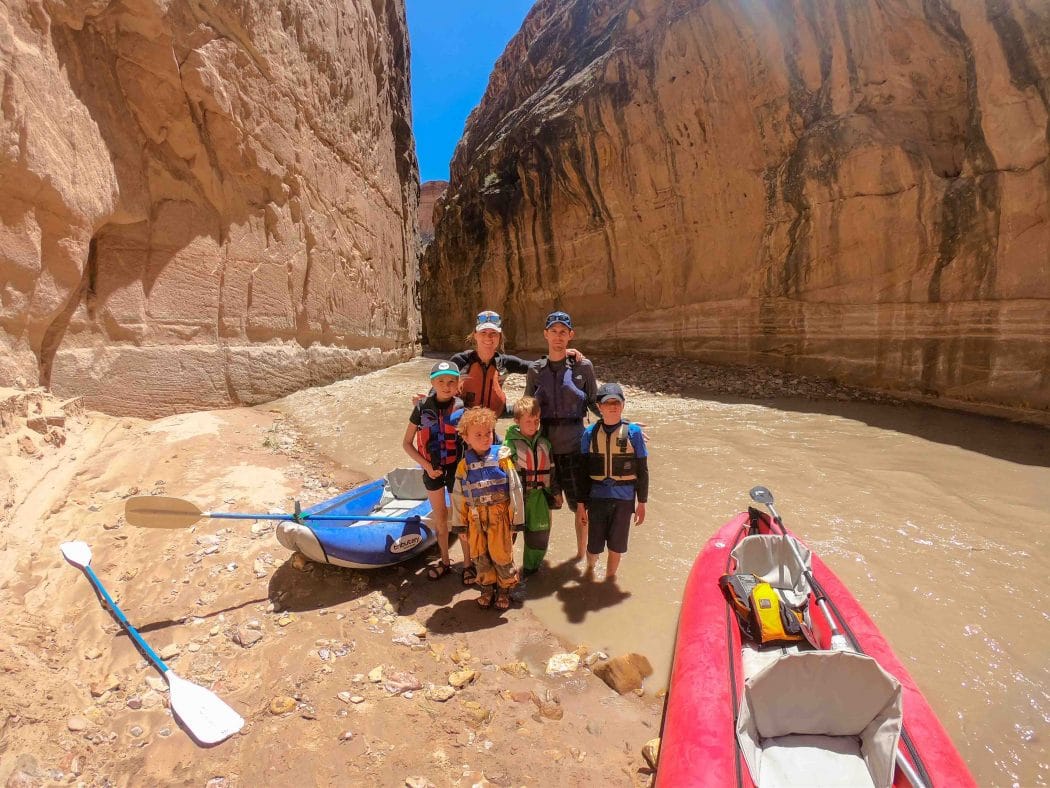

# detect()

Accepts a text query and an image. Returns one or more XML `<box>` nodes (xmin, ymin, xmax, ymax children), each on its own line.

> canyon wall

<box><xmin>419</xmin><ymin>179</ymin><xmax>448</xmax><ymax>244</ymax></box>
<box><xmin>423</xmin><ymin>0</ymin><xmax>1050</xmax><ymax>416</ymax></box>
<box><xmin>0</xmin><ymin>0</ymin><xmax>419</xmax><ymax>417</ymax></box>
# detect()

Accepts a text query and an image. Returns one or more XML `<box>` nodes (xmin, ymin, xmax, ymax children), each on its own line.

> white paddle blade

<box><xmin>165</xmin><ymin>671</ymin><xmax>244</xmax><ymax>744</ymax></box>
<box><xmin>59</xmin><ymin>541</ymin><xmax>92</xmax><ymax>568</ymax></box>
<box><xmin>125</xmin><ymin>496</ymin><xmax>202</xmax><ymax>529</ymax></box>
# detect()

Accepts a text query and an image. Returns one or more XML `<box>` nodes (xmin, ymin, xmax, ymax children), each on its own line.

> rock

<box><xmin>462</xmin><ymin>701</ymin><xmax>490</xmax><ymax>726</ymax></box>
<box><xmin>337</xmin><ymin>691</ymin><xmax>353</xmax><ymax>703</ymax></box>
<box><xmin>232</xmin><ymin>629</ymin><xmax>264</xmax><ymax>648</ymax></box>
<box><xmin>140</xmin><ymin>690</ymin><xmax>163</xmax><ymax>709</ymax></box>
<box><xmin>447</xmin><ymin>670</ymin><xmax>477</xmax><ymax>689</ymax></box>
<box><xmin>126</xmin><ymin>696</ymin><xmax>142</xmax><ymax>710</ymax></box>
<box><xmin>349</xmin><ymin>695</ymin><xmax>365</xmax><ymax>704</ymax></box>
<box><xmin>90</xmin><ymin>674</ymin><xmax>121</xmax><ymax>697</ymax></box>
<box><xmin>583</xmin><ymin>651</ymin><xmax>608</xmax><ymax>667</ymax></box>
<box><xmin>383</xmin><ymin>671</ymin><xmax>422</xmax><ymax>696</ymax></box>
<box><xmin>145</xmin><ymin>675</ymin><xmax>168</xmax><ymax>692</ymax></box>
<box><xmin>545</xmin><ymin>653</ymin><xmax>580</xmax><ymax>676</ymax></box>
<box><xmin>642</xmin><ymin>738</ymin><xmax>661</xmax><ymax>770</ymax></box>
<box><xmin>187</xmin><ymin>642</ymin><xmax>201</xmax><ymax>652</ymax></box>
<box><xmin>421</xmin><ymin>0</ymin><xmax>1050</xmax><ymax>422</ymax></box>
<box><xmin>392</xmin><ymin>634</ymin><xmax>423</xmax><ymax>648</ymax></box>
<box><xmin>66</xmin><ymin>717</ymin><xmax>89</xmax><ymax>732</ymax></box>
<box><xmin>290</xmin><ymin>553</ymin><xmax>311</xmax><ymax>572</ymax></box>
<box><xmin>340</xmin><ymin>730</ymin><xmax>354</xmax><ymax>741</ymax></box>
<box><xmin>129</xmin><ymin>725</ymin><xmax>143</xmax><ymax>737</ymax></box>
<box><xmin>499</xmin><ymin>661</ymin><xmax>529</xmax><ymax>678</ymax></box>
<box><xmin>394</xmin><ymin>619</ymin><xmax>427</xmax><ymax>639</ymax></box>
<box><xmin>425</xmin><ymin>685</ymin><xmax>456</xmax><ymax>703</ymax></box>
<box><xmin>82</xmin><ymin>648</ymin><xmax>102</xmax><ymax>661</ymax></box>
<box><xmin>269</xmin><ymin>696</ymin><xmax>296</xmax><ymax>715</ymax></box>
<box><xmin>536</xmin><ymin>701</ymin><xmax>563</xmax><ymax>721</ymax></box>
<box><xmin>592</xmin><ymin>653</ymin><xmax>653</xmax><ymax>695</ymax></box>
<box><xmin>367</xmin><ymin>666</ymin><xmax>384</xmax><ymax>683</ymax></box>
<box><xmin>405</xmin><ymin>777</ymin><xmax>435</xmax><ymax>788</ymax></box>
<box><xmin>450</xmin><ymin>645</ymin><xmax>471</xmax><ymax>664</ymax></box>
<box><xmin>17</xmin><ymin>435</ymin><xmax>38</xmax><ymax>456</ymax></box>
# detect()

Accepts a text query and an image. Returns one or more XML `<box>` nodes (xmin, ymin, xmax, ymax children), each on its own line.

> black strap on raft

<box><xmin>747</xmin><ymin>506</ymin><xmax>763</xmax><ymax>535</ymax></box>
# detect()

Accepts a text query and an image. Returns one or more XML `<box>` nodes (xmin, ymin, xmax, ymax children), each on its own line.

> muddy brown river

<box><xmin>276</xmin><ymin>356</ymin><xmax>1049</xmax><ymax>786</ymax></box>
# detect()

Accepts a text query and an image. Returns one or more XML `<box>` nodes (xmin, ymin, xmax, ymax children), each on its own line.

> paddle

<box><xmin>746</xmin><ymin>486</ymin><xmax>928</xmax><ymax>788</ymax></box>
<box><xmin>124</xmin><ymin>496</ymin><xmax>421</xmax><ymax>529</ymax></box>
<box><xmin>59</xmin><ymin>541</ymin><xmax>244</xmax><ymax>745</ymax></box>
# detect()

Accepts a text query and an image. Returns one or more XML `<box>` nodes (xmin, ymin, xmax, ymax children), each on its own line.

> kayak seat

<box><xmin>736</xmin><ymin>651</ymin><xmax>903</xmax><ymax>788</ymax></box>
<box><xmin>385</xmin><ymin>468</ymin><xmax>429</xmax><ymax>501</ymax></box>
<box><xmin>731</xmin><ymin>534</ymin><xmax>812</xmax><ymax>607</ymax></box>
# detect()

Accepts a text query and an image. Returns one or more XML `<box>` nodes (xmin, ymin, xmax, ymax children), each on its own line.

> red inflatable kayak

<box><xmin>658</xmin><ymin>505</ymin><xmax>975</xmax><ymax>788</ymax></box>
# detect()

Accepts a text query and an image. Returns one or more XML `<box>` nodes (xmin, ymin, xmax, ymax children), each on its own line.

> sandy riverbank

<box><xmin>0</xmin><ymin>390</ymin><xmax>661</xmax><ymax>787</ymax></box>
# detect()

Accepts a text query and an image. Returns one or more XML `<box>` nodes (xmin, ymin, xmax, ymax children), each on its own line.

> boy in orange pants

<box><xmin>450</xmin><ymin>407</ymin><xmax>525</xmax><ymax>610</ymax></box>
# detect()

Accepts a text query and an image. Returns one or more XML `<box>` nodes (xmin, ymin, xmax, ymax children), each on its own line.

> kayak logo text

<box><xmin>389</xmin><ymin>534</ymin><xmax>423</xmax><ymax>554</ymax></box>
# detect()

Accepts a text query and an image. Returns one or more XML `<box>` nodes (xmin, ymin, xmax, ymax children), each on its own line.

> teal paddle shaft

<box><xmin>80</xmin><ymin>564</ymin><xmax>168</xmax><ymax>673</ymax></box>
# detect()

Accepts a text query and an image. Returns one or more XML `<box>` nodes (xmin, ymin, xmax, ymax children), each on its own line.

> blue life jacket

<box><xmin>531</xmin><ymin>357</ymin><xmax>587</xmax><ymax>425</ymax></box>
<box><xmin>459</xmin><ymin>445</ymin><xmax>511</xmax><ymax>506</ymax></box>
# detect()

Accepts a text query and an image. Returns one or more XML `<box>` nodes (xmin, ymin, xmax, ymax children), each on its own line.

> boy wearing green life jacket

<box><xmin>503</xmin><ymin>396</ymin><xmax>561</xmax><ymax>576</ymax></box>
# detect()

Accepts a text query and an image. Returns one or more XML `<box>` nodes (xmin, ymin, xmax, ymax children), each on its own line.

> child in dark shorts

<box><xmin>579</xmin><ymin>382</ymin><xmax>648</xmax><ymax>581</ymax></box>
<box><xmin>401</xmin><ymin>361</ymin><xmax>471</xmax><ymax>581</ymax></box>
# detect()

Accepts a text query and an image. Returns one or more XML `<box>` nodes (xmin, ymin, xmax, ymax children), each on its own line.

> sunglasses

<box><xmin>476</xmin><ymin>311</ymin><xmax>502</xmax><ymax>327</ymax></box>
<box><xmin>545</xmin><ymin>311</ymin><xmax>572</xmax><ymax>328</ymax></box>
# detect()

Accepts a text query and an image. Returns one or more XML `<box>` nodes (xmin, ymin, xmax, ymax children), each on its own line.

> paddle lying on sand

<box><xmin>124</xmin><ymin>496</ymin><xmax>421</xmax><ymax>529</ymax></box>
<box><xmin>747</xmin><ymin>486</ymin><xmax>928</xmax><ymax>788</ymax></box>
<box><xmin>59</xmin><ymin>541</ymin><xmax>244</xmax><ymax>745</ymax></box>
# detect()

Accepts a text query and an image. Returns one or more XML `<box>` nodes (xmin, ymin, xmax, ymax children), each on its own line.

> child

<box><xmin>451</xmin><ymin>407</ymin><xmax>525</xmax><ymax>610</ymax></box>
<box><xmin>579</xmin><ymin>382</ymin><xmax>648</xmax><ymax>581</ymax></box>
<box><xmin>524</xmin><ymin>310</ymin><xmax>599</xmax><ymax>560</ymax></box>
<box><xmin>401</xmin><ymin>361</ymin><xmax>471</xmax><ymax>581</ymax></box>
<box><xmin>502</xmin><ymin>396</ymin><xmax>560</xmax><ymax>576</ymax></box>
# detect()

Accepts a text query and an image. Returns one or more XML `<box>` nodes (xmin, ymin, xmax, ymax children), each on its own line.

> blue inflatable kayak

<box><xmin>275</xmin><ymin>469</ymin><xmax>439</xmax><ymax>568</ymax></box>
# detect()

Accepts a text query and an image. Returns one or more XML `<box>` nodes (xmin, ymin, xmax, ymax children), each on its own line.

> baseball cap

<box><xmin>430</xmin><ymin>360</ymin><xmax>460</xmax><ymax>380</ymax></box>
<box><xmin>596</xmin><ymin>382</ymin><xmax>625</xmax><ymax>403</ymax></box>
<box><xmin>474</xmin><ymin>310</ymin><xmax>502</xmax><ymax>333</ymax></box>
<box><xmin>545</xmin><ymin>310</ymin><xmax>573</xmax><ymax>330</ymax></box>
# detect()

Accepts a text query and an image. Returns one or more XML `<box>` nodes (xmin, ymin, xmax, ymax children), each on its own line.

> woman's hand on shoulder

<box><xmin>566</xmin><ymin>348</ymin><xmax>587</xmax><ymax>363</ymax></box>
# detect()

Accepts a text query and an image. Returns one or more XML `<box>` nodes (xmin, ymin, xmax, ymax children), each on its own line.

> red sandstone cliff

<box><xmin>0</xmin><ymin>0</ymin><xmax>419</xmax><ymax>417</ymax></box>
<box><xmin>423</xmin><ymin>0</ymin><xmax>1050</xmax><ymax>416</ymax></box>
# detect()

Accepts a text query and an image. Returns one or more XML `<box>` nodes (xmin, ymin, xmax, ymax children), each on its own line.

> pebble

<box><xmin>246</xmin><ymin>619</ymin><xmax>263</xmax><ymax>630</ymax></box>
<box><xmin>642</xmin><ymin>737</ymin><xmax>660</xmax><ymax>770</ymax></box>
<box><xmin>500</xmin><ymin>661</ymin><xmax>529</xmax><ymax>678</ymax></box>
<box><xmin>187</xmin><ymin>643</ymin><xmax>201</xmax><ymax>652</ymax></box>
<box><xmin>145</xmin><ymin>676</ymin><xmax>167</xmax><ymax>692</ymax></box>
<box><xmin>66</xmin><ymin>717</ymin><xmax>89</xmax><ymax>732</ymax></box>
<box><xmin>233</xmin><ymin>629</ymin><xmax>264</xmax><ymax>648</ymax></box>
<box><xmin>82</xmin><ymin>648</ymin><xmax>101</xmax><ymax>661</ymax></box>
<box><xmin>424</xmin><ymin>685</ymin><xmax>456</xmax><ymax>703</ymax></box>
<box><xmin>349</xmin><ymin>695</ymin><xmax>365</xmax><ymax>704</ymax></box>
<box><xmin>448</xmin><ymin>670</ymin><xmax>477</xmax><ymax>689</ymax></box>
<box><xmin>126</xmin><ymin>697</ymin><xmax>142</xmax><ymax>710</ymax></box>
<box><xmin>405</xmin><ymin>778</ymin><xmax>434</xmax><ymax>788</ymax></box>
<box><xmin>340</xmin><ymin>730</ymin><xmax>354</xmax><ymax>741</ymax></box>
<box><xmin>368</xmin><ymin>666</ymin><xmax>384</xmax><ymax>683</ymax></box>
<box><xmin>158</xmin><ymin>643</ymin><xmax>180</xmax><ymax>660</ymax></box>
<box><xmin>337</xmin><ymin>691</ymin><xmax>353</xmax><ymax>703</ymax></box>
<box><xmin>129</xmin><ymin>725</ymin><xmax>143</xmax><ymax>738</ymax></box>
<box><xmin>394</xmin><ymin>619</ymin><xmax>427</xmax><ymax>639</ymax></box>
<box><xmin>90</xmin><ymin>674</ymin><xmax>121</xmax><ymax>697</ymax></box>
<box><xmin>545</xmin><ymin>653</ymin><xmax>580</xmax><ymax>676</ymax></box>
<box><xmin>269</xmin><ymin>696</ymin><xmax>296</xmax><ymax>715</ymax></box>
<box><xmin>158</xmin><ymin>727</ymin><xmax>172</xmax><ymax>737</ymax></box>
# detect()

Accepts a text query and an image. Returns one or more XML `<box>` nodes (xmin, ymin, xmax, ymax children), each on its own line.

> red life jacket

<box><xmin>459</xmin><ymin>354</ymin><xmax>507</xmax><ymax>415</ymax></box>
<box><xmin>414</xmin><ymin>397</ymin><xmax>463</xmax><ymax>468</ymax></box>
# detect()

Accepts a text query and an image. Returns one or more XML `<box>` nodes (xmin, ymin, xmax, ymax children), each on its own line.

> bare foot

<box><xmin>604</xmin><ymin>573</ymin><xmax>617</xmax><ymax>582</ymax></box>
<box><xmin>573</xmin><ymin>552</ymin><xmax>585</xmax><ymax>562</ymax></box>
<box><xmin>583</xmin><ymin>563</ymin><xmax>595</xmax><ymax>580</ymax></box>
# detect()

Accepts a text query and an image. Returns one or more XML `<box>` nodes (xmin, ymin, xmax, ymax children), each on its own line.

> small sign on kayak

<box><xmin>389</xmin><ymin>534</ymin><xmax>423</xmax><ymax>554</ymax></box>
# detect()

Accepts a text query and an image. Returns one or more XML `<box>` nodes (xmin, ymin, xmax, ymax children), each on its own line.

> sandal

<box><xmin>476</xmin><ymin>585</ymin><xmax>494</xmax><ymax>609</ymax></box>
<box><xmin>494</xmin><ymin>588</ymin><xmax>511</xmax><ymax>611</ymax></box>
<box><xmin>427</xmin><ymin>561</ymin><xmax>451</xmax><ymax>581</ymax></box>
<box><xmin>461</xmin><ymin>565</ymin><xmax>478</xmax><ymax>586</ymax></box>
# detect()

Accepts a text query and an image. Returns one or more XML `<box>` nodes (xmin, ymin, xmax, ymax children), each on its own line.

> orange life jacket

<box><xmin>460</xmin><ymin>356</ymin><xmax>507</xmax><ymax>415</ymax></box>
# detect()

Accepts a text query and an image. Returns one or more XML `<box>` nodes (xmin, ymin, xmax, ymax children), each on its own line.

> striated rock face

<box><xmin>419</xmin><ymin>180</ymin><xmax>448</xmax><ymax>244</ymax></box>
<box><xmin>423</xmin><ymin>0</ymin><xmax>1050</xmax><ymax>416</ymax></box>
<box><xmin>0</xmin><ymin>0</ymin><xmax>419</xmax><ymax>417</ymax></box>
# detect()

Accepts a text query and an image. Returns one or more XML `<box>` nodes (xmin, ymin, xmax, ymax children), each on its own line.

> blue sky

<box><xmin>406</xmin><ymin>0</ymin><xmax>536</xmax><ymax>183</ymax></box>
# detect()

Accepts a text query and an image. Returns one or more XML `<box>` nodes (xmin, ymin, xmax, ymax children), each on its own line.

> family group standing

<box><xmin>402</xmin><ymin>309</ymin><xmax>651</xmax><ymax>610</ymax></box>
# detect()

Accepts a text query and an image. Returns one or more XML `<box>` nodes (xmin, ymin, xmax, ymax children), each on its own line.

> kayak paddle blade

<box><xmin>125</xmin><ymin>496</ymin><xmax>203</xmax><ymax>529</ymax></box>
<box><xmin>166</xmin><ymin>670</ymin><xmax>244</xmax><ymax>745</ymax></box>
<box><xmin>749</xmin><ymin>486</ymin><xmax>774</xmax><ymax>507</ymax></box>
<box><xmin>59</xmin><ymin>541</ymin><xmax>93</xmax><ymax>569</ymax></box>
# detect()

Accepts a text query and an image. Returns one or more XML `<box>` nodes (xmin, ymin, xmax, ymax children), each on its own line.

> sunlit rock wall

<box><xmin>423</xmin><ymin>0</ymin><xmax>1050</xmax><ymax>415</ymax></box>
<box><xmin>0</xmin><ymin>0</ymin><xmax>419</xmax><ymax>417</ymax></box>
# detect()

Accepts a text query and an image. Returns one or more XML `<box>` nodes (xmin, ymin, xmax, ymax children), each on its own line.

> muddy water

<box><xmin>276</xmin><ymin>357</ymin><xmax>1049</xmax><ymax>786</ymax></box>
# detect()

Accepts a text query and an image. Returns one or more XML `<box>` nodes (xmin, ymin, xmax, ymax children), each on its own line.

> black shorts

<box><xmin>422</xmin><ymin>463</ymin><xmax>457</xmax><ymax>493</ymax></box>
<box><xmin>552</xmin><ymin>451</ymin><xmax>588</xmax><ymax>510</ymax></box>
<box><xmin>586</xmin><ymin>498</ymin><xmax>634</xmax><ymax>554</ymax></box>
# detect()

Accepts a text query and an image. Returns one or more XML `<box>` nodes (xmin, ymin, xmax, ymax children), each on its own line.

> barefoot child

<box><xmin>451</xmin><ymin>407</ymin><xmax>525</xmax><ymax>610</ymax></box>
<box><xmin>580</xmin><ymin>382</ymin><xmax>648</xmax><ymax>581</ymax></box>
<box><xmin>503</xmin><ymin>396</ymin><xmax>559</xmax><ymax>576</ymax></box>
<box><xmin>401</xmin><ymin>361</ymin><xmax>471</xmax><ymax>581</ymax></box>
<box><xmin>524</xmin><ymin>311</ymin><xmax>599</xmax><ymax>560</ymax></box>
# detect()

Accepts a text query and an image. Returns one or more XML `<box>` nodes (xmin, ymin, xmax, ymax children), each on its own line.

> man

<box><xmin>524</xmin><ymin>311</ymin><xmax>599</xmax><ymax>560</ymax></box>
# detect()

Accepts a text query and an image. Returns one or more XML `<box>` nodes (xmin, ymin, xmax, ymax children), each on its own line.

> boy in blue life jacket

<box><xmin>580</xmin><ymin>382</ymin><xmax>648</xmax><ymax>581</ymax></box>
<box><xmin>401</xmin><ymin>361</ymin><xmax>470</xmax><ymax>582</ymax></box>
<box><xmin>524</xmin><ymin>311</ymin><xmax>599</xmax><ymax>560</ymax></box>
<box><xmin>451</xmin><ymin>407</ymin><xmax>525</xmax><ymax>610</ymax></box>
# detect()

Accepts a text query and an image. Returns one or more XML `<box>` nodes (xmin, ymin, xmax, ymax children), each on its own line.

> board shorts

<box><xmin>586</xmin><ymin>497</ymin><xmax>634</xmax><ymax>554</ymax></box>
